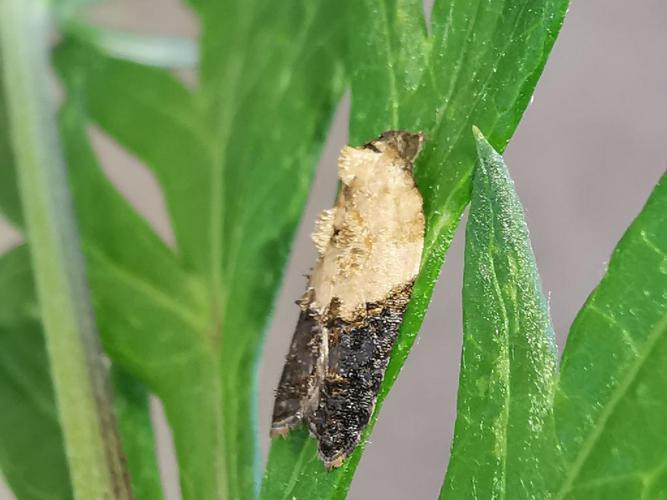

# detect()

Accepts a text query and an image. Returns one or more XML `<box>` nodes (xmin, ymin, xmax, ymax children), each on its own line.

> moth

<box><xmin>271</xmin><ymin>130</ymin><xmax>426</xmax><ymax>469</ymax></box>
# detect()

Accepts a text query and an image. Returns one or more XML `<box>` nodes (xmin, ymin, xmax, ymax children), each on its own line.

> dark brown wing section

<box><xmin>309</xmin><ymin>282</ymin><xmax>413</xmax><ymax>468</ymax></box>
<box><xmin>271</xmin><ymin>307</ymin><xmax>324</xmax><ymax>437</ymax></box>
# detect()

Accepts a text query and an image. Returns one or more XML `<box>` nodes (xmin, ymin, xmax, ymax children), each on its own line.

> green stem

<box><xmin>0</xmin><ymin>1</ymin><xmax>132</xmax><ymax>499</ymax></box>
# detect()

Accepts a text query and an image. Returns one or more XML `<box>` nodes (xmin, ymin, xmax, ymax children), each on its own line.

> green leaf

<box><xmin>441</xmin><ymin>166</ymin><xmax>666</xmax><ymax>499</ymax></box>
<box><xmin>111</xmin><ymin>367</ymin><xmax>165</xmax><ymax>500</ymax></box>
<box><xmin>262</xmin><ymin>0</ymin><xmax>569</xmax><ymax>496</ymax></box>
<box><xmin>0</xmin><ymin>245</ymin><xmax>163</xmax><ymax>500</ymax></box>
<box><xmin>0</xmin><ymin>246</ymin><xmax>72</xmax><ymax>500</ymax></box>
<box><xmin>0</xmin><ymin>259</ymin><xmax>160</xmax><ymax>500</ymax></box>
<box><xmin>550</xmin><ymin>173</ymin><xmax>667</xmax><ymax>499</ymax></box>
<box><xmin>55</xmin><ymin>0</ymin><xmax>346</xmax><ymax>496</ymax></box>
<box><xmin>441</xmin><ymin>129</ymin><xmax>558</xmax><ymax>498</ymax></box>
<box><xmin>0</xmin><ymin>57</ymin><xmax>22</xmax><ymax>227</ymax></box>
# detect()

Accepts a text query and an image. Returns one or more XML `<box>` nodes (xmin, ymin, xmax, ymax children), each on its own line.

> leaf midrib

<box><xmin>554</xmin><ymin>311</ymin><xmax>667</xmax><ymax>498</ymax></box>
<box><xmin>199</xmin><ymin>13</ymin><xmax>261</xmax><ymax>500</ymax></box>
<box><xmin>483</xmin><ymin>186</ymin><xmax>511</xmax><ymax>500</ymax></box>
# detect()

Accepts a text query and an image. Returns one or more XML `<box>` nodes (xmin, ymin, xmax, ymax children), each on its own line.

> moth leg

<box><xmin>271</xmin><ymin>307</ymin><xmax>325</xmax><ymax>437</ymax></box>
<box><xmin>310</xmin><ymin>283</ymin><xmax>413</xmax><ymax>468</ymax></box>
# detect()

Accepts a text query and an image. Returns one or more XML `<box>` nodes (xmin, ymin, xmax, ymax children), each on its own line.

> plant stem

<box><xmin>0</xmin><ymin>1</ymin><xmax>132</xmax><ymax>498</ymax></box>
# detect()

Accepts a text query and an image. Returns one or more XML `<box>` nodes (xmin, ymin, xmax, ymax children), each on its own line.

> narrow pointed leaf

<box><xmin>441</xmin><ymin>130</ymin><xmax>558</xmax><ymax>498</ymax></box>
<box><xmin>262</xmin><ymin>0</ymin><xmax>569</xmax><ymax>496</ymax></box>
<box><xmin>551</xmin><ymin>173</ymin><xmax>667</xmax><ymax>499</ymax></box>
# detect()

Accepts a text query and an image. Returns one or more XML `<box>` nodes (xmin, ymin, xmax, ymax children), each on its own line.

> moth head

<box><xmin>367</xmin><ymin>130</ymin><xmax>425</xmax><ymax>164</ymax></box>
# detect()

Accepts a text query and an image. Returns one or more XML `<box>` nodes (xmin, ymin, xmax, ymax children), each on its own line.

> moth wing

<box><xmin>271</xmin><ymin>307</ymin><xmax>325</xmax><ymax>437</ymax></box>
<box><xmin>310</xmin><ymin>284</ymin><xmax>413</xmax><ymax>468</ymax></box>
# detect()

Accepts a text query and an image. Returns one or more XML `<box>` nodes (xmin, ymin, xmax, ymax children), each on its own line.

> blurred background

<box><xmin>1</xmin><ymin>0</ymin><xmax>666</xmax><ymax>498</ymax></box>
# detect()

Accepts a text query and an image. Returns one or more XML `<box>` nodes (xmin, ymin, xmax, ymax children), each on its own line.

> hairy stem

<box><xmin>0</xmin><ymin>1</ymin><xmax>132</xmax><ymax>498</ymax></box>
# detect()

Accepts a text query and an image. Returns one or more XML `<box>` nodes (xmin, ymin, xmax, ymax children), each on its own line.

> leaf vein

<box><xmin>587</xmin><ymin>304</ymin><xmax>640</xmax><ymax>357</ymax></box>
<box><xmin>87</xmin><ymin>247</ymin><xmax>204</xmax><ymax>333</ymax></box>
<box><xmin>554</xmin><ymin>312</ymin><xmax>667</xmax><ymax>498</ymax></box>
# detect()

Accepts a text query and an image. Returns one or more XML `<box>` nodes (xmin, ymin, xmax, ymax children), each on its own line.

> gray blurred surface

<box><xmin>1</xmin><ymin>0</ymin><xmax>666</xmax><ymax>499</ymax></box>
